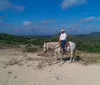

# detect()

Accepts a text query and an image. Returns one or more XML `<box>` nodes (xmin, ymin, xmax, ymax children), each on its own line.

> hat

<box><xmin>61</xmin><ymin>29</ymin><xmax>65</xmax><ymax>32</ymax></box>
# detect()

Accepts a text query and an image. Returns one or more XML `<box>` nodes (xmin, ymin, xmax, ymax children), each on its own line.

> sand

<box><xmin>0</xmin><ymin>48</ymin><xmax>100</xmax><ymax>85</ymax></box>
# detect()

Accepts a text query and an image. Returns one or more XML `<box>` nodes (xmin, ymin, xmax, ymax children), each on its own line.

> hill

<box><xmin>76</xmin><ymin>32</ymin><xmax>100</xmax><ymax>38</ymax></box>
<box><xmin>88</xmin><ymin>32</ymin><xmax>100</xmax><ymax>37</ymax></box>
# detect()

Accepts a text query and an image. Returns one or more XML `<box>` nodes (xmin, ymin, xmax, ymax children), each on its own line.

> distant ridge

<box><xmin>75</xmin><ymin>32</ymin><xmax>100</xmax><ymax>38</ymax></box>
<box><xmin>0</xmin><ymin>32</ymin><xmax>100</xmax><ymax>38</ymax></box>
<box><xmin>89</xmin><ymin>32</ymin><xmax>100</xmax><ymax>36</ymax></box>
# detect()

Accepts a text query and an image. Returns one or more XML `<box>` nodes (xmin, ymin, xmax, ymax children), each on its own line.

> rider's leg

<box><xmin>64</xmin><ymin>40</ymin><xmax>67</xmax><ymax>52</ymax></box>
<box><xmin>62</xmin><ymin>40</ymin><xmax>66</xmax><ymax>53</ymax></box>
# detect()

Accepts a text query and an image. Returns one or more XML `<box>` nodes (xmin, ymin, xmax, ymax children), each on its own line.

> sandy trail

<box><xmin>0</xmin><ymin>49</ymin><xmax>100</xmax><ymax>85</ymax></box>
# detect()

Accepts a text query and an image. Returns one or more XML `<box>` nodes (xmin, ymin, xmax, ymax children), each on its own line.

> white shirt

<box><xmin>59</xmin><ymin>33</ymin><xmax>67</xmax><ymax>41</ymax></box>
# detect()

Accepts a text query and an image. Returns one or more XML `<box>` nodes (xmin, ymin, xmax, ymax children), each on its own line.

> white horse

<box><xmin>43</xmin><ymin>41</ymin><xmax>76</xmax><ymax>63</ymax></box>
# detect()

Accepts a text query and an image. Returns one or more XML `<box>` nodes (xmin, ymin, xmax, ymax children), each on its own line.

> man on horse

<box><xmin>59</xmin><ymin>29</ymin><xmax>67</xmax><ymax>54</ymax></box>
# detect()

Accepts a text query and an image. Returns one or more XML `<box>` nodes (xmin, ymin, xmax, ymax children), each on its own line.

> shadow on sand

<box><xmin>57</xmin><ymin>56</ymin><xmax>81</xmax><ymax>65</ymax></box>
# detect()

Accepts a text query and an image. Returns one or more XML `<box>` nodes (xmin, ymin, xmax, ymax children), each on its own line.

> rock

<box><xmin>56</xmin><ymin>77</ymin><xmax>59</xmax><ymax>80</ymax></box>
<box><xmin>52</xmin><ymin>76</ymin><xmax>59</xmax><ymax>80</ymax></box>
<box><xmin>3</xmin><ymin>65</ymin><xmax>7</xmax><ymax>68</ymax></box>
<box><xmin>18</xmin><ymin>63</ymin><xmax>23</xmax><ymax>66</ymax></box>
<box><xmin>14</xmin><ymin>76</ymin><xmax>17</xmax><ymax>79</ymax></box>
<box><xmin>27</xmin><ymin>65</ymin><xmax>30</xmax><ymax>67</ymax></box>
<box><xmin>48</xmin><ymin>70</ymin><xmax>51</xmax><ymax>72</ymax></box>
<box><xmin>8</xmin><ymin>71</ymin><xmax>12</xmax><ymax>74</ymax></box>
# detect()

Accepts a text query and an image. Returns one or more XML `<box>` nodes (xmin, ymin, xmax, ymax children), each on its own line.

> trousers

<box><xmin>60</xmin><ymin>40</ymin><xmax>67</xmax><ymax>49</ymax></box>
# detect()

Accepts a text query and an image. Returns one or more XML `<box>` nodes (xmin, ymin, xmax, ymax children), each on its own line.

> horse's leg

<box><xmin>43</xmin><ymin>47</ymin><xmax>46</xmax><ymax>52</ymax></box>
<box><xmin>59</xmin><ymin>53</ymin><xmax>63</xmax><ymax>62</ymax></box>
<box><xmin>59</xmin><ymin>53</ymin><xmax>66</xmax><ymax>66</ymax></box>
<box><xmin>70</xmin><ymin>51</ymin><xmax>73</xmax><ymax>63</ymax></box>
<box><xmin>72</xmin><ymin>50</ymin><xmax>76</xmax><ymax>62</ymax></box>
<box><xmin>54</xmin><ymin>52</ymin><xmax>58</xmax><ymax>63</ymax></box>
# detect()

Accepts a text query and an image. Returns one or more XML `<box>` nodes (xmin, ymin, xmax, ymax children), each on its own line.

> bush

<box><xmin>23</xmin><ymin>44</ymin><xmax>40</xmax><ymax>52</ymax></box>
<box><xmin>87</xmin><ymin>45</ymin><xmax>100</xmax><ymax>53</ymax></box>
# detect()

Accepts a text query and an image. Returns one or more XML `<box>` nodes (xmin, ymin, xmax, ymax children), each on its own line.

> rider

<box><xmin>59</xmin><ymin>29</ymin><xmax>67</xmax><ymax>53</ymax></box>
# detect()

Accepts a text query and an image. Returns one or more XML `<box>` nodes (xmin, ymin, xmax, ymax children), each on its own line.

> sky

<box><xmin>0</xmin><ymin>0</ymin><xmax>100</xmax><ymax>35</ymax></box>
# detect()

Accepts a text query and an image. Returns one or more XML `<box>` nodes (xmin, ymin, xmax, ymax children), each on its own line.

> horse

<box><xmin>43</xmin><ymin>41</ymin><xmax>76</xmax><ymax>63</ymax></box>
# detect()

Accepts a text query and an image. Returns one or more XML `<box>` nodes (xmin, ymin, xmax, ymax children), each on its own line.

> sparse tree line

<box><xmin>0</xmin><ymin>33</ymin><xmax>100</xmax><ymax>53</ymax></box>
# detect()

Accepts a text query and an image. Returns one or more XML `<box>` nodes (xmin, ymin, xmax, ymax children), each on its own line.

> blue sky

<box><xmin>0</xmin><ymin>0</ymin><xmax>100</xmax><ymax>35</ymax></box>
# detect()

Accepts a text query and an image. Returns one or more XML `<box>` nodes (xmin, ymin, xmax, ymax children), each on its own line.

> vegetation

<box><xmin>0</xmin><ymin>32</ymin><xmax>100</xmax><ymax>53</ymax></box>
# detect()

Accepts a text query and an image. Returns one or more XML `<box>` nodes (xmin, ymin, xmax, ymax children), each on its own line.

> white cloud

<box><xmin>61</xmin><ymin>0</ymin><xmax>87</xmax><ymax>9</ymax></box>
<box><xmin>68</xmin><ymin>24</ymin><xmax>80</xmax><ymax>30</ymax></box>
<box><xmin>59</xmin><ymin>24</ymin><xmax>80</xmax><ymax>32</ymax></box>
<box><xmin>14</xmin><ymin>27</ymin><xmax>21</xmax><ymax>32</ymax></box>
<box><xmin>82</xmin><ymin>16</ymin><xmax>96</xmax><ymax>22</ymax></box>
<box><xmin>96</xmin><ymin>16</ymin><xmax>100</xmax><ymax>20</ymax></box>
<box><xmin>86</xmin><ymin>25</ymin><xmax>92</xmax><ymax>29</ymax></box>
<box><xmin>81</xmin><ymin>16</ymin><xmax>100</xmax><ymax>23</ymax></box>
<box><xmin>60</xmin><ymin>24</ymin><xmax>80</xmax><ymax>33</ymax></box>
<box><xmin>23</xmin><ymin>21</ymin><xmax>33</xmax><ymax>27</ymax></box>
<box><xmin>56</xmin><ymin>28</ymin><xmax>59</xmax><ymax>30</ymax></box>
<box><xmin>0</xmin><ymin>0</ymin><xmax>24</xmax><ymax>11</ymax></box>
<box><xmin>14</xmin><ymin>21</ymin><xmax>34</xmax><ymax>35</ymax></box>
